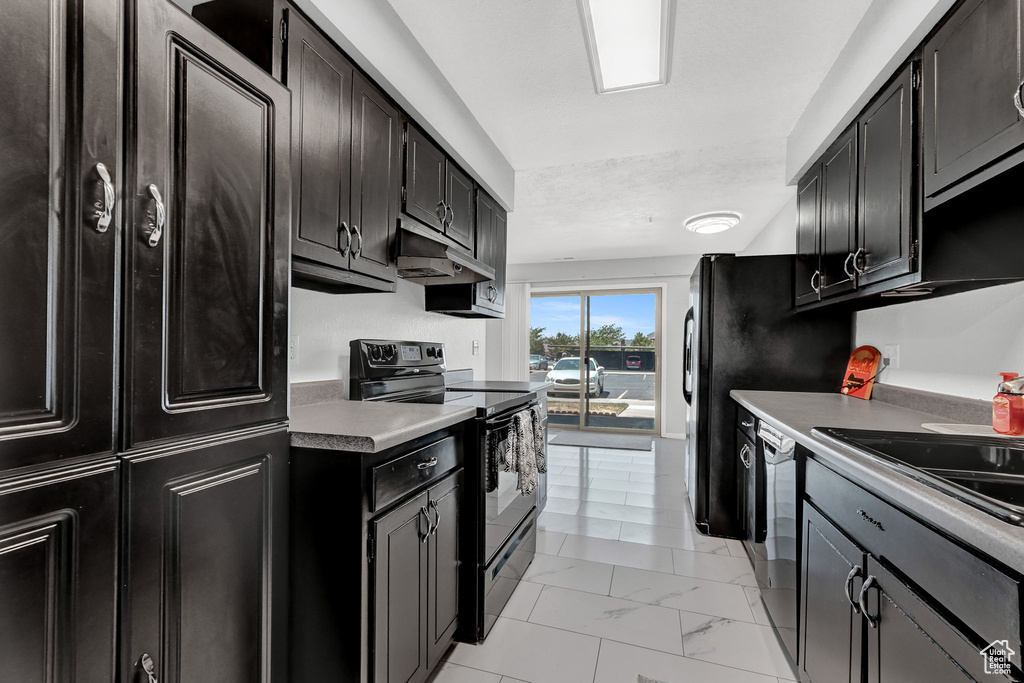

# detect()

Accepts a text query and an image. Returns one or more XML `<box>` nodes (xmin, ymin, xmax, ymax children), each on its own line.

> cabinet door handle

<box><xmin>417</xmin><ymin>457</ymin><xmax>438</xmax><ymax>470</ymax></box>
<box><xmin>852</xmin><ymin>247</ymin><xmax>867</xmax><ymax>275</ymax></box>
<box><xmin>740</xmin><ymin>419</ymin><xmax>755</xmax><ymax>428</ymax></box>
<box><xmin>145</xmin><ymin>184</ymin><xmax>165</xmax><ymax>247</ymax></box>
<box><xmin>93</xmin><ymin>163</ymin><xmax>115</xmax><ymax>233</ymax></box>
<box><xmin>352</xmin><ymin>224</ymin><xmax>363</xmax><ymax>259</ymax></box>
<box><xmin>844</xmin><ymin>565</ymin><xmax>862</xmax><ymax>614</ymax></box>
<box><xmin>429</xmin><ymin>499</ymin><xmax>441</xmax><ymax>535</ymax></box>
<box><xmin>444</xmin><ymin>204</ymin><xmax>454</xmax><ymax>228</ymax></box>
<box><xmin>739</xmin><ymin>444</ymin><xmax>752</xmax><ymax>469</ymax></box>
<box><xmin>436</xmin><ymin>200</ymin><xmax>447</xmax><ymax>221</ymax></box>
<box><xmin>488</xmin><ymin>285</ymin><xmax>497</xmax><ymax>302</ymax></box>
<box><xmin>843</xmin><ymin>252</ymin><xmax>856</xmax><ymax>278</ymax></box>
<box><xmin>1014</xmin><ymin>80</ymin><xmax>1024</xmax><ymax>118</ymax></box>
<box><xmin>138</xmin><ymin>653</ymin><xmax>158</xmax><ymax>683</ymax></box>
<box><xmin>858</xmin><ymin>574</ymin><xmax>878</xmax><ymax>628</ymax></box>
<box><xmin>338</xmin><ymin>222</ymin><xmax>352</xmax><ymax>257</ymax></box>
<box><xmin>810</xmin><ymin>270</ymin><xmax>821</xmax><ymax>294</ymax></box>
<box><xmin>419</xmin><ymin>506</ymin><xmax>432</xmax><ymax>542</ymax></box>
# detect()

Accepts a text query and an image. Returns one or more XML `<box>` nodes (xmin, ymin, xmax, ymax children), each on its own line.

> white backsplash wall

<box><xmin>855</xmin><ymin>280</ymin><xmax>1024</xmax><ymax>400</ymax></box>
<box><xmin>290</xmin><ymin>279</ymin><xmax>488</xmax><ymax>386</ymax></box>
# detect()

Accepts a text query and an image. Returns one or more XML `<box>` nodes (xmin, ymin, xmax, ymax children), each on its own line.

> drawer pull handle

<box><xmin>856</xmin><ymin>508</ymin><xmax>885</xmax><ymax>532</ymax></box>
<box><xmin>417</xmin><ymin>457</ymin><xmax>438</xmax><ymax>470</ymax></box>
<box><xmin>740</xmin><ymin>420</ymin><xmax>755</xmax><ymax>428</ymax></box>
<box><xmin>844</xmin><ymin>565</ymin><xmax>862</xmax><ymax>614</ymax></box>
<box><xmin>858</xmin><ymin>575</ymin><xmax>879</xmax><ymax>627</ymax></box>
<box><xmin>430</xmin><ymin>499</ymin><xmax>441</xmax><ymax>535</ymax></box>
<box><xmin>419</xmin><ymin>506</ymin><xmax>432</xmax><ymax>542</ymax></box>
<box><xmin>1014</xmin><ymin>79</ymin><xmax>1024</xmax><ymax>118</ymax></box>
<box><xmin>739</xmin><ymin>444</ymin><xmax>752</xmax><ymax>469</ymax></box>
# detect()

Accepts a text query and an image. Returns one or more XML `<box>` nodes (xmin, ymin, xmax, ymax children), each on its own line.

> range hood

<box><xmin>397</xmin><ymin>220</ymin><xmax>494</xmax><ymax>285</ymax></box>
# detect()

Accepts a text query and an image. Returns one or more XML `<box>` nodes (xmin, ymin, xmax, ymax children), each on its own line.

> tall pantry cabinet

<box><xmin>0</xmin><ymin>0</ymin><xmax>291</xmax><ymax>680</ymax></box>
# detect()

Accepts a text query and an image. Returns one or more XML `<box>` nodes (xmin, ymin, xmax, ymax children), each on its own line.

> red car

<box><xmin>625</xmin><ymin>356</ymin><xmax>642</xmax><ymax>370</ymax></box>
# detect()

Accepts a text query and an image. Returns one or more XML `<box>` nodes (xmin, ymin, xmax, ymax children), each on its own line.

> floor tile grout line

<box><xmin>591</xmin><ymin>638</ymin><xmax>603</xmax><ymax>683</ymax></box>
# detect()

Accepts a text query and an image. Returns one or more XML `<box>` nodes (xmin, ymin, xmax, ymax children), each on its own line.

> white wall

<box><xmin>855</xmin><ymin>281</ymin><xmax>1024</xmax><ymax>401</ymax></box>
<box><xmin>294</xmin><ymin>0</ymin><xmax>514</xmax><ymax>209</ymax></box>
<box><xmin>741</xmin><ymin>195</ymin><xmax>796</xmax><ymax>256</ymax></box>
<box><xmin>508</xmin><ymin>255</ymin><xmax>700</xmax><ymax>438</ymax></box>
<box><xmin>290</xmin><ymin>280</ymin><xmax>488</xmax><ymax>385</ymax></box>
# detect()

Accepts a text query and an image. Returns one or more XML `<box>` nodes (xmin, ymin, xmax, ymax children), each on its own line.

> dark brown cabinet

<box><xmin>800</xmin><ymin>504</ymin><xmax>864</xmax><ymax>683</ymax></box>
<box><xmin>0</xmin><ymin>459</ymin><xmax>119</xmax><ymax>682</ymax></box>
<box><xmin>403</xmin><ymin>124</ymin><xmax>475</xmax><ymax>252</ymax></box>
<box><xmin>424</xmin><ymin>189</ymin><xmax>507</xmax><ymax>318</ymax></box>
<box><xmin>373</xmin><ymin>469</ymin><xmax>462</xmax><ymax>683</ymax></box>
<box><xmin>923</xmin><ymin>0</ymin><xmax>1024</xmax><ymax>201</ymax></box>
<box><xmin>856</xmin><ymin>63</ymin><xmax>916</xmax><ymax>287</ymax></box>
<box><xmin>819</xmin><ymin>127</ymin><xmax>858</xmax><ymax>299</ymax></box>
<box><xmin>0</xmin><ymin>0</ymin><xmax>120</xmax><ymax>472</ymax></box>
<box><xmin>795</xmin><ymin>168</ymin><xmax>822</xmax><ymax>306</ymax></box>
<box><xmin>286</xmin><ymin>8</ymin><xmax>400</xmax><ymax>292</ymax></box>
<box><xmin>121</xmin><ymin>428</ymin><xmax>289</xmax><ymax>683</ymax></box>
<box><xmin>127</xmin><ymin>0</ymin><xmax>290</xmax><ymax>448</ymax></box>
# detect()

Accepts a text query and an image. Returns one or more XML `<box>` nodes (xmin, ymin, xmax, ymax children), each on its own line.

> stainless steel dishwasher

<box><xmin>754</xmin><ymin>421</ymin><xmax>799</xmax><ymax>666</ymax></box>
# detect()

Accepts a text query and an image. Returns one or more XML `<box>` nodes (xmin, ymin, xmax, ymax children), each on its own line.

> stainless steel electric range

<box><xmin>349</xmin><ymin>339</ymin><xmax>539</xmax><ymax>641</ymax></box>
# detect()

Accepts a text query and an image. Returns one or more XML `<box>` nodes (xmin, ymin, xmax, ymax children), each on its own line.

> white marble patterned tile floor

<box><xmin>429</xmin><ymin>437</ymin><xmax>798</xmax><ymax>683</ymax></box>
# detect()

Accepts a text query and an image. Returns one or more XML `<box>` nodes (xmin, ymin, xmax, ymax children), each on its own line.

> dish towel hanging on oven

<box><xmin>504</xmin><ymin>406</ymin><xmax>547</xmax><ymax>495</ymax></box>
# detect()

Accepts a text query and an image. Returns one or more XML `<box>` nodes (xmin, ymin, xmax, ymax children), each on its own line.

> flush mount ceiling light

<box><xmin>684</xmin><ymin>211</ymin><xmax>742</xmax><ymax>234</ymax></box>
<box><xmin>577</xmin><ymin>0</ymin><xmax>675</xmax><ymax>94</ymax></box>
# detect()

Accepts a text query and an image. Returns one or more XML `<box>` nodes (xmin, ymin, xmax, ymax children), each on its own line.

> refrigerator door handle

<box><xmin>683</xmin><ymin>307</ymin><xmax>694</xmax><ymax>405</ymax></box>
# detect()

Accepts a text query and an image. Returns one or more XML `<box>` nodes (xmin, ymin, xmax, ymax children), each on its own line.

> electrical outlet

<box><xmin>883</xmin><ymin>344</ymin><xmax>900</xmax><ymax>370</ymax></box>
<box><xmin>472</xmin><ymin>340</ymin><xmax>480</xmax><ymax>356</ymax></box>
<box><xmin>289</xmin><ymin>335</ymin><xmax>300</xmax><ymax>361</ymax></box>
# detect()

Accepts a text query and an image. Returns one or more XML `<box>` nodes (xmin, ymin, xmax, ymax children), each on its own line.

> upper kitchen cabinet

<box><xmin>423</xmin><ymin>188</ymin><xmax>507</xmax><ymax>318</ymax></box>
<box><xmin>923</xmin><ymin>0</ymin><xmax>1024</xmax><ymax>204</ymax></box>
<box><xmin>0</xmin><ymin>0</ymin><xmax>121</xmax><ymax>472</ymax></box>
<box><xmin>192</xmin><ymin>0</ymin><xmax>286</xmax><ymax>79</ymax></box>
<box><xmin>794</xmin><ymin>168</ymin><xmax>821</xmax><ymax>306</ymax></box>
<box><xmin>285</xmin><ymin>8</ymin><xmax>400</xmax><ymax>292</ymax></box>
<box><xmin>125</xmin><ymin>0</ymin><xmax>290</xmax><ymax>449</ymax></box>
<box><xmin>403</xmin><ymin>124</ymin><xmax>475</xmax><ymax>253</ymax></box>
<box><xmin>855</xmin><ymin>63</ymin><xmax>916</xmax><ymax>288</ymax></box>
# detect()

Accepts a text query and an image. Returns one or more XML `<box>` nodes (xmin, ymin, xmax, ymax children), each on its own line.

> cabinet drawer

<box><xmin>806</xmin><ymin>457</ymin><xmax>1021</xmax><ymax>661</ymax></box>
<box><xmin>372</xmin><ymin>436</ymin><xmax>459</xmax><ymax>512</ymax></box>
<box><xmin>736</xmin><ymin>406</ymin><xmax>757</xmax><ymax>442</ymax></box>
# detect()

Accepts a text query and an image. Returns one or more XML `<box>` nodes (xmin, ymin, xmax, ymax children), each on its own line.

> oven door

<box><xmin>483</xmin><ymin>404</ymin><xmax>540</xmax><ymax>565</ymax></box>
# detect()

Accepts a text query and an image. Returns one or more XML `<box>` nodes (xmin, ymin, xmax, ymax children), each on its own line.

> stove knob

<box><xmin>383</xmin><ymin>344</ymin><xmax>396</xmax><ymax>361</ymax></box>
<box><xmin>426</xmin><ymin>347</ymin><xmax>435</xmax><ymax>358</ymax></box>
<box><xmin>435</xmin><ymin>346</ymin><xmax>444</xmax><ymax>359</ymax></box>
<box><xmin>368</xmin><ymin>345</ymin><xmax>382</xmax><ymax>362</ymax></box>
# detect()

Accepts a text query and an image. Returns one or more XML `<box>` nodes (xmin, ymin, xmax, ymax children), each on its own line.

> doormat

<box><xmin>549</xmin><ymin>431</ymin><xmax>653</xmax><ymax>451</ymax></box>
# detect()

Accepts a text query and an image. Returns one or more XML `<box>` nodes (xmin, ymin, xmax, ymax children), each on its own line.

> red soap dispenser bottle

<box><xmin>993</xmin><ymin>373</ymin><xmax>1024</xmax><ymax>435</ymax></box>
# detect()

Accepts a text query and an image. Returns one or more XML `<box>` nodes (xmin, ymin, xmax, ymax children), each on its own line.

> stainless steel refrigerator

<box><xmin>683</xmin><ymin>254</ymin><xmax>851</xmax><ymax>537</ymax></box>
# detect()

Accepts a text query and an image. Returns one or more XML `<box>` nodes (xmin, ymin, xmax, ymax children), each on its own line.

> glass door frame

<box><xmin>531</xmin><ymin>285</ymin><xmax>663</xmax><ymax>435</ymax></box>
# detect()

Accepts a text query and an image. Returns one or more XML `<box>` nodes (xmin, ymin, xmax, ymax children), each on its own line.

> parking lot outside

<box><xmin>531</xmin><ymin>368</ymin><xmax>656</xmax><ymax>431</ymax></box>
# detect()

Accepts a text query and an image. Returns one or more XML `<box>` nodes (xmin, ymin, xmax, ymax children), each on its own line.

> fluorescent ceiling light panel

<box><xmin>578</xmin><ymin>0</ymin><xmax>674</xmax><ymax>93</ymax></box>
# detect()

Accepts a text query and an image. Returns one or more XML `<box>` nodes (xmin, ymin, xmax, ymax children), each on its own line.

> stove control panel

<box><xmin>349</xmin><ymin>340</ymin><xmax>446</xmax><ymax>379</ymax></box>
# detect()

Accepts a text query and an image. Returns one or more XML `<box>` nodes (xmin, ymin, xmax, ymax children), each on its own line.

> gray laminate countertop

<box><xmin>446</xmin><ymin>380</ymin><xmax>553</xmax><ymax>393</ymax></box>
<box><xmin>731</xmin><ymin>390</ymin><xmax>1024</xmax><ymax>575</ymax></box>
<box><xmin>289</xmin><ymin>400</ymin><xmax>475</xmax><ymax>453</ymax></box>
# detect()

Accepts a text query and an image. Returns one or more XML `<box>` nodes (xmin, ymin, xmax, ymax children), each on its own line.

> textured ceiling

<box><xmin>386</xmin><ymin>0</ymin><xmax>873</xmax><ymax>264</ymax></box>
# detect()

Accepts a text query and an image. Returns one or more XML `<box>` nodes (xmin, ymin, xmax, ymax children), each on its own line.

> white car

<box><xmin>545</xmin><ymin>357</ymin><xmax>605</xmax><ymax>397</ymax></box>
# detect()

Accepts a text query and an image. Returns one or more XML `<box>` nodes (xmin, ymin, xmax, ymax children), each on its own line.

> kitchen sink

<box><xmin>812</xmin><ymin>427</ymin><xmax>1024</xmax><ymax>526</ymax></box>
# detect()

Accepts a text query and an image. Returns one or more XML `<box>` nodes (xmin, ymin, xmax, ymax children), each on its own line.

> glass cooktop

<box><xmin>385</xmin><ymin>389</ymin><xmax>536</xmax><ymax>418</ymax></box>
<box><xmin>813</xmin><ymin>427</ymin><xmax>1024</xmax><ymax>526</ymax></box>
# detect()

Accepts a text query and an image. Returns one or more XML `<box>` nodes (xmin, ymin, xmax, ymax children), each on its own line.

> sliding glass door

<box><xmin>530</xmin><ymin>288</ymin><xmax>660</xmax><ymax>434</ymax></box>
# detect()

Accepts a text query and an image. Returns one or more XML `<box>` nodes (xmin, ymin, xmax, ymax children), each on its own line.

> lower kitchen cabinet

<box><xmin>0</xmin><ymin>458</ymin><xmax>119</xmax><ymax>683</ymax></box>
<box><xmin>373</xmin><ymin>469</ymin><xmax>463</xmax><ymax>683</ymax></box>
<box><xmin>800</xmin><ymin>503</ymin><xmax>864</xmax><ymax>683</ymax></box>
<box><xmin>120</xmin><ymin>427</ymin><xmax>289</xmax><ymax>683</ymax></box>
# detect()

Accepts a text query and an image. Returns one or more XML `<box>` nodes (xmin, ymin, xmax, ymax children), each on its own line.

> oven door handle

<box><xmin>485</xmin><ymin>400</ymin><xmax>540</xmax><ymax>428</ymax></box>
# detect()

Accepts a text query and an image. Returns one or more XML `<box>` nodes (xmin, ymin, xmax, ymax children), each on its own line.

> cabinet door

<box><xmin>373</xmin><ymin>491</ymin><xmax>430</xmax><ymax>683</ymax></box>
<box><xmin>285</xmin><ymin>7</ymin><xmax>353</xmax><ymax>270</ymax></box>
<box><xmin>736</xmin><ymin>430</ymin><xmax>752</xmax><ymax>549</ymax></box>
<box><xmin>819</xmin><ymin>126</ymin><xmax>858</xmax><ymax>299</ymax></box>
<box><xmin>404</xmin><ymin>125</ymin><xmax>447</xmax><ymax>232</ymax></box>
<box><xmin>857</xmin><ymin>63</ymin><xmax>916</xmax><ymax>287</ymax></box>
<box><xmin>490</xmin><ymin>205</ymin><xmax>508</xmax><ymax>311</ymax></box>
<box><xmin>427</xmin><ymin>470</ymin><xmax>462</xmax><ymax>669</ymax></box>
<box><xmin>864</xmin><ymin>558</ymin><xmax>984</xmax><ymax>682</ymax></box>
<box><xmin>445</xmin><ymin>163</ymin><xmax>475</xmax><ymax>252</ymax></box>
<box><xmin>126</xmin><ymin>0</ymin><xmax>290</xmax><ymax>448</ymax></box>
<box><xmin>350</xmin><ymin>72</ymin><xmax>400</xmax><ymax>282</ymax></box>
<box><xmin>473</xmin><ymin>190</ymin><xmax>497</xmax><ymax>310</ymax></box>
<box><xmin>0</xmin><ymin>458</ymin><xmax>118</xmax><ymax>683</ymax></box>
<box><xmin>923</xmin><ymin>0</ymin><xmax>1024</xmax><ymax>197</ymax></box>
<box><xmin>800</xmin><ymin>504</ymin><xmax>864</xmax><ymax>683</ymax></box>
<box><xmin>795</xmin><ymin>167</ymin><xmax>821</xmax><ymax>306</ymax></box>
<box><xmin>0</xmin><ymin>0</ymin><xmax>120</xmax><ymax>471</ymax></box>
<box><xmin>121</xmin><ymin>428</ymin><xmax>288</xmax><ymax>683</ymax></box>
